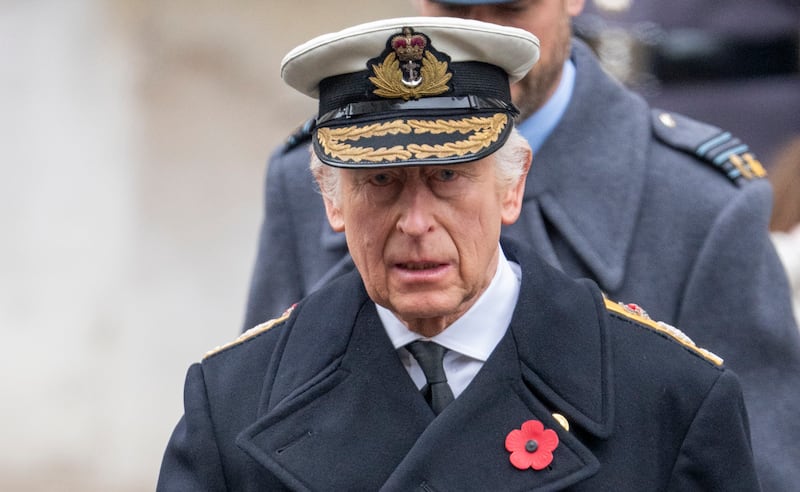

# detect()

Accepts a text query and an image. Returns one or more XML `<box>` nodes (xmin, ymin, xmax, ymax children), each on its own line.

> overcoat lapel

<box><xmin>505</xmin><ymin>243</ymin><xmax>615</xmax><ymax>439</ymax></box>
<box><xmin>520</xmin><ymin>39</ymin><xmax>650</xmax><ymax>291</ymax></box>
<box><xmin>236</xmin><ymin>297</ymin><xmax>435</xmax><ymax>491</ymax></box>
<box><xmin>238</xmin><ymin>248</ymin><xmax>614</xmax><ymax>490</ymax></box>
<box><xmin>504</xmin><ymin>200</ymin><xmax>562</xmax><ymax>271</ymax></box>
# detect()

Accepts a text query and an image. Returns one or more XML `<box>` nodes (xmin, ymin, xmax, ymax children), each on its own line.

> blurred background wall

<box><xmin>0</xmin><ymin>1</ymin><xmax>411</xmax><ymax>490</ymax></box>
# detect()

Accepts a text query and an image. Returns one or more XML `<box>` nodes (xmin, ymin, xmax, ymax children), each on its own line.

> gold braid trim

<box><xmin>369</xmin><ymin>51</ymin><xmax>452</xmax><ymax>100</ymax></box>
<box><xmin>317</xmin><ymin>122</ymin><xmax>414</xmax><ymax>162</ymax></box>
<box><xmin>603</xmin><ymin>297</ymin><xmax>724</xmax><ymax>366</ymax></box>
<box><xmin>407</xmin><ymin>114</ymin><xmax>507</xmax><ymax>135</ymax></box>
<box><xmin>203</xmin><ymin>305</ymin><xmax>295</xmax><ymax>359</ymax></box>
<box><xmin>320</xmin><ymin>121</ymin><xmax>412</xmax><ymax>141</ymax></box>
<box><xmin>318</xmin><ymin>123</ymin><xmax>413</xmax><ymax>162</ymax></box>
<box><xmin>742</xmin><ymin>153</ymin><xmax>767</xmax><ymax>178</ymax></box>
<box><xmin>316</xmin><ymin>114</ymin><xmax>508</xmax><ymax>163</ymax></box>
<box><xmin>730</xmin><ymin>152</ymin><xmax>767</xmax><ymax>179</ymax></box>
<box><xmin>407</xmin><ymin>114</ymin><xmax>508</xmax><ymax>158</ymax></box>
<box><xmin>321</xmin><ymin>142</ymin><xmax>412</xmax><ymax>162</ymax></box>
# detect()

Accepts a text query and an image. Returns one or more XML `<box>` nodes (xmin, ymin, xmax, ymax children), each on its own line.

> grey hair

<box><xmin>310</xmin><ymin>126</ymin><xmax>531</xmax><ymax>206</ymax></box>
<box><xmin>491</xmin><ymin>127</ymin><xmax>531</xmax><ymax>187</ymax></box>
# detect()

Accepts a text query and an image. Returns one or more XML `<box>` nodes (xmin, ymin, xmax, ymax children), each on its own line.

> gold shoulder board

<box><xmin>603</xmin><ymin>297</ymin><xmax>723</xmax><ymax>366</ymax></box>
<box><xmin>203</xmin><ymin>305</ymin><xmax>295</xmax><ymax>359</ymax></box>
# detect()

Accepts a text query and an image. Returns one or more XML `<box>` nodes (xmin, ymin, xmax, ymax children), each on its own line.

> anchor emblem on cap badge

<box><xmin>391</xmin><ymin>27</ymin><xmax>426</xmax><ymax>87</ymax></box>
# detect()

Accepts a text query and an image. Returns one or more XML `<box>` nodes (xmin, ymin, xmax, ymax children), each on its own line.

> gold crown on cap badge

<box><xmin>369</xmin><ymin>27</ymin><xmax>452</xmax><ymax>100</ymax></box>
<box><xmin>391</xmin><ymin>27</ymin><xmax>426</xmax><ymax>86</ymax></box>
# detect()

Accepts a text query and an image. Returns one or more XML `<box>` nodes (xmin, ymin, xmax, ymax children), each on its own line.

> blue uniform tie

<box><xmin>406</xmin><ymin>341</ymin><xmax>455</xmax><ymax>415</ymax></box>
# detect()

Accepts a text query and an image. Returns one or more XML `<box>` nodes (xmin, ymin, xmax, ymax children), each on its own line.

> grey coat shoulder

<box><xmin>650</xmin><ymin>109</ymin><xmax>767</xmax><ymax>186</ymax></box>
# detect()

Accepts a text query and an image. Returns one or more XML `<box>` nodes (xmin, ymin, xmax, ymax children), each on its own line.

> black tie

<box><xmin>406</xmin><ymin>341</ymin><xmax>455</xmax><ymax>415</ymax></box>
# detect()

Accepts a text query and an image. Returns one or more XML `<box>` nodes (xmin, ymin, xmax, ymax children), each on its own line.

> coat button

<box><xmin>552</xmin><ymin>413</ymin><xmax>570</xmax><ymax>431</ymax></box>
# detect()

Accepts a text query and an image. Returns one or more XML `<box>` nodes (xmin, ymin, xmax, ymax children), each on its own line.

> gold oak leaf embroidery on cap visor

<box><xmin>316</xmin><ymin>113</ymin><xmax>510</xmax><ymax>163</ymax></box>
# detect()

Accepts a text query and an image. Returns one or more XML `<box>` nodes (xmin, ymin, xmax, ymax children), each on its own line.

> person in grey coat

<box><xmin>160</xmin><ymin>18</ymin><xmax>761</xmax><ymax>489</ymax></box>
<box><xmin>243</xmin><ymin>1</ymin><xmax>800</xmax><ymax>489</ymax></box>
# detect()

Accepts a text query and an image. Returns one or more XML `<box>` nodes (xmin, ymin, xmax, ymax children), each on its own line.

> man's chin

<box><xmin>386</xmin><ymin>292</ymin><xmax>471</xmax><ymax>328</ymax></box>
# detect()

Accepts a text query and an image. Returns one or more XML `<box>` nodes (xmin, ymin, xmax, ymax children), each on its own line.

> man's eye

<box><xmin>368</xmin><ymin>173</ymin><xmax>392</xmax><ymax>186</ymax></box>
<box><xmin>436</xmin><ymin>169</ymin><xmax>458</xmax><ymax>182</ymax></box>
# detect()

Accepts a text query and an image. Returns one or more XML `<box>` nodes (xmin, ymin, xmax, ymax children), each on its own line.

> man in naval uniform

<box><xmin>242</xmin><ymin>1</ymin><xmax>800</xmax><ymax>488</ymax></box>
<box><xmin>159</xmin><ymin>17</ymin><xmax>761</xmax><ymax>490</ymax></box>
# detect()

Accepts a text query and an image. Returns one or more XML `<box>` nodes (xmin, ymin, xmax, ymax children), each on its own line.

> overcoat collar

<box><xmin>508</xmin><ymin>39</ymin><xmax>650</xmax><ymax>291</ymax></box>
<box><xmin>236</xmin><ymin>244</ymin><xmax>614</xmax><ymax>490</ymax></box>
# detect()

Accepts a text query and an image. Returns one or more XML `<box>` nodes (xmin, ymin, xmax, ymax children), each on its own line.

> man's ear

<box><xmin>500</xmin><ymin>149</ymin><xmax>532</xmax><ymax>225</ymax></box>
<box><xmin>322</xmin><ymin>193</ymin><xmax>345</xmax><ymax>232</ymax></box>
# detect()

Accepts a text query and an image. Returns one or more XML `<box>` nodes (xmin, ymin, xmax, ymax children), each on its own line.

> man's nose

<box><xmin>396</xmin><ymin>183</ymin><xmax>436</xmax><ymax>236</ymax></box>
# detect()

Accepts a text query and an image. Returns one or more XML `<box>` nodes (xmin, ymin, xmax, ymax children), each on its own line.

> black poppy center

<box><xmin>525</xmin><ymin>439</ymin><xmax>539</xmax><ymax>453</ymax></box>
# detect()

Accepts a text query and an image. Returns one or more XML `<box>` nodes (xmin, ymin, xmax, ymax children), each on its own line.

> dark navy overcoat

<box><xmin>161</xmin><ymin>243</ymin><xmax>759</xmax><ymax>491</ymax></box>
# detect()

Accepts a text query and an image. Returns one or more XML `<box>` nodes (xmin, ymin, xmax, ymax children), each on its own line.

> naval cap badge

<box><xmin>369</xmin><ymin>26</ymin><xmax>452</xmax><ymax>100</ymax></box>
<box><xmin>391</xmin><ymin>27</ymin><xmax>427</xmax><ymax>87</ymax></box>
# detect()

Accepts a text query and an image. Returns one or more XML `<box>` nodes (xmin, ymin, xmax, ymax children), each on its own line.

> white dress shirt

<box><xmin>377</xmin><ymin>246</ymin><xmax>522</xmax><ymax>397</ymax></box>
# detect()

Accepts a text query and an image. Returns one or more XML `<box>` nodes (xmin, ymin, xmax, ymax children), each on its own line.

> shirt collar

<box><xmin>516</xmin><ymin>59</ymin><xmax>576</xmax><ymax>154</ymax></box>
<box><xmin>378</xmin><ymin>245</ymin><xmax>522</xmax><ymax>362</ymax></box>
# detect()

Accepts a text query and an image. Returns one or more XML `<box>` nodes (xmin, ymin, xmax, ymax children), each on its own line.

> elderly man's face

<box><xmin>414</xmin><ymin>0</ymin><xmax>585</xmax><ymax>119</ymax></box>
<box><xmin>322</xmin><ymin>157</ymin><xmax>527</xmax><ymax>337</ymax></box>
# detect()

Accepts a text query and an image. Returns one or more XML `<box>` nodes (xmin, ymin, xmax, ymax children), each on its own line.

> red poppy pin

<box><xmin>505</xmin><ymin>420</ymin><xmax>559</xmax><ymax>470</ymax></box>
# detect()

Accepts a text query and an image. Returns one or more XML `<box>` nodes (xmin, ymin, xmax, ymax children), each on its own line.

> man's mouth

<box><xmin>398</xmin><ymin>262</ymin><xmax>442</xmax><ymax>270</ymax></box>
